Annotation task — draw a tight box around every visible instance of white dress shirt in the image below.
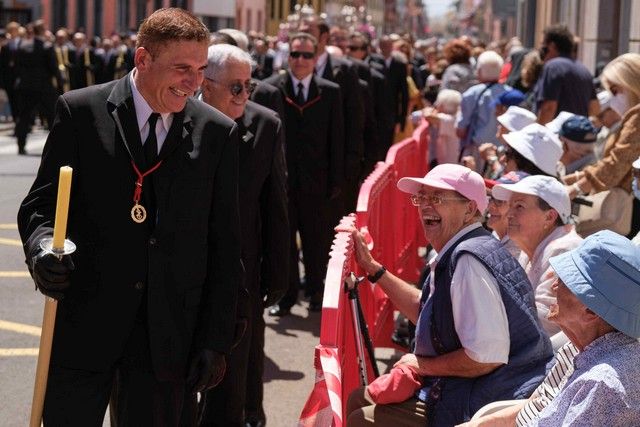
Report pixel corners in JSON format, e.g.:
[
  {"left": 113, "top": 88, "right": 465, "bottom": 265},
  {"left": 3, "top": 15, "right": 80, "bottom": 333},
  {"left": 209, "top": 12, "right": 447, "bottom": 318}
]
[
  {"left": 426, "top": 222, "right": 510, "bottom": 364},
  {"left": 288, "top": 72, "right": 313, "bottom": 101},
  {"left": 130, "top": 71, "right": 173, "bottom": 153},
  {"left": 315, "top": 51, "right": 329, "bottom": 77}
]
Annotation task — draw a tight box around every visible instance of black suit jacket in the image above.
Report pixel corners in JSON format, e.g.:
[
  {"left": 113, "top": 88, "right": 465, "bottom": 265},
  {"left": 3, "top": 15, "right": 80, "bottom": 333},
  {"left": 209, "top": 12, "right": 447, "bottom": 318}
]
[
  {"left": 251, "top": 52, "right": 274, "bottom": 80},
  {"left": 264, "top": 72, "right": 344, "bottom": 198},
  {"left": 17, "top": 74, "right": 242, "bottom": 381},
  {"left": 385, "top": 57, "right": 409, "bottom": 129},
  {"left": 320, "top": 54, "right": 364, "bottom": 184},
  {"left": 14, "top": 37, "right": 59, "bottom": 92},
  {"left": 71, "top": 46, "right": 103, "bottom": 88},
  {"left": 0, "top": 38, "right": 19, "bottom": 90},
  {"left": 250, "top": 80, "right": 285, "bottom": 120},
  {"left": 234, "top": 101, "right": 289, "bottom": 316}
]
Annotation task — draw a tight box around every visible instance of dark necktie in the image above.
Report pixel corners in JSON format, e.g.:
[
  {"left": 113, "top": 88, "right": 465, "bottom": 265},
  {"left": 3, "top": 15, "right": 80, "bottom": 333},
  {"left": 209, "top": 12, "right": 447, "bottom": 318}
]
[
  {"left": 295, "top": 82, "right": 305, "bottom": 106},
  {"left": 144, "top": 112, "right": 160, "bottom": 166}
]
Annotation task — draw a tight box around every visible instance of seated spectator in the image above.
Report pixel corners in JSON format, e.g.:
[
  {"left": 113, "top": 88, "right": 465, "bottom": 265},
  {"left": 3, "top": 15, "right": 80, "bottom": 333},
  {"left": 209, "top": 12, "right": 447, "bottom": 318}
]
[
  {"left": 422, "top": 89, "right": 462, "bottom": 165},
  {"left": 544, "top": 110, "right": 575, "bottom": 134},
  {"left": 500, "top": 123, "right": 563, "bottom": 177},
  {"left": 485, "top": 171, "right": 529, "bottom": 258},
  {"left": 492, "top": 175, "right": 583, "bottom": 334},
  {"left": 345, "top": 164, "right": 552, "bottom": 426},
  {"left": 457, "top": 51, "right": 510, "bottom": 172},
  {"left": 565, "top": 53, "right": 640, "bottom": 239},
  {"left": 461, "top": 230, "right": 640, "bottom": 426},
  {"left": 558, "top": 116, "right": 598, "bottom": 175}
]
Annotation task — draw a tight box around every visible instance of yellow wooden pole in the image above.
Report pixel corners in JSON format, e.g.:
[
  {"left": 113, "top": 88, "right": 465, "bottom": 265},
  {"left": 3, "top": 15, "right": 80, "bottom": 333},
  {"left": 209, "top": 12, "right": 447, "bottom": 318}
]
[{"left": 29, "top": 166, "right": 73, "bottom": 427}]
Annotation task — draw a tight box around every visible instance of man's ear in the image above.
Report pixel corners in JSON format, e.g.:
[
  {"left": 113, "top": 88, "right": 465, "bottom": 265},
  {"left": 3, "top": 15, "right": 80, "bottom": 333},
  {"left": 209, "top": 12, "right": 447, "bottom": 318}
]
[
  {"left": 544, "top": 208, "right": 559, "bottom": 228},
  {"left": 134, "top": 47, "right": 151, "bottom": 70}
]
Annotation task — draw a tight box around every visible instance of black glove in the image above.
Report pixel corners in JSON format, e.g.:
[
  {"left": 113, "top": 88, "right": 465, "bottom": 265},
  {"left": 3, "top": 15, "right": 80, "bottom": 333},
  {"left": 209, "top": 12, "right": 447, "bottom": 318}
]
[
  {"left": 263, "top": 289, "right": 286, "bottom": 308},
  {"left": 31, "top": 250, "right": 75, "bottom": 300},
  {"left": 186, "top": 349, "right": 226, "bottom": 394}
]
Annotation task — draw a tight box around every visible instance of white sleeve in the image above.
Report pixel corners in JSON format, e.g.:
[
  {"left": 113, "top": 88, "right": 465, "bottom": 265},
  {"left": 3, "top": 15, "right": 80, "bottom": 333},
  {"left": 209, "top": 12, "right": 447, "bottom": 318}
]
[{"left": 450, "top": 254, "right": 510, "bottom": 364}]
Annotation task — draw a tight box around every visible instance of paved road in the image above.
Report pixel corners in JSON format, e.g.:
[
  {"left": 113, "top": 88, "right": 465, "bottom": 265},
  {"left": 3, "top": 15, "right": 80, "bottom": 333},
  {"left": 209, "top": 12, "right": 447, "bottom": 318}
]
[{"left": 0, "top": 127, "right": 322, "bottom": 426}]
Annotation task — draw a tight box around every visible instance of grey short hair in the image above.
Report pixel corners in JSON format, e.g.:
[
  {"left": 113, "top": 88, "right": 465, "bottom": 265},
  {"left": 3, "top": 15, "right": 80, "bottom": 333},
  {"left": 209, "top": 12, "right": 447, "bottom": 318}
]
[
  {"left": 205, "top": 44, "right": 254, "bottom": 80},
  {"left": 477, "top": 50, "right": 503, "bottom": 81},
  {"left": 435, "top": 89, "right": 462, "bottom": 115},
  {"left": 218, "top": 28, "right": 249, "bottom": 52}
]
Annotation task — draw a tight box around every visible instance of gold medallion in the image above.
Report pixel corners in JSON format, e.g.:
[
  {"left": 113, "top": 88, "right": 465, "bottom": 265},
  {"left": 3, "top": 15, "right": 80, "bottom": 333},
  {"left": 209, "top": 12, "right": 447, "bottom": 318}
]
[{"left": 131, "top": 203, "right": 147, "bottom": 223}]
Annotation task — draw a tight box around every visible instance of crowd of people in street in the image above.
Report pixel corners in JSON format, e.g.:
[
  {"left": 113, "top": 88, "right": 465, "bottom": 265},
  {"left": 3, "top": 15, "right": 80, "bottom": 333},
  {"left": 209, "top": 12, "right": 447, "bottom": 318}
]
[{"left": 3, "top": 5, "right": 640, "bottom": 427}]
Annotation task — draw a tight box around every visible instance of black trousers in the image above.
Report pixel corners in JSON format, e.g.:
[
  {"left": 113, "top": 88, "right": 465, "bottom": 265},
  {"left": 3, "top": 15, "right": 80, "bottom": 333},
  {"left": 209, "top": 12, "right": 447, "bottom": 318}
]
[
  {"left": 15, "top": 88, "right": 56, "bottom": 147},
  {"left": 43, "top": 318, "right": 189, "bottom": 427},
  {"left": 201, "top": 260, "right": 266, "bottom": 426},
  {"left": 279, "top": 190, "right": 333, "bottom": 308}
]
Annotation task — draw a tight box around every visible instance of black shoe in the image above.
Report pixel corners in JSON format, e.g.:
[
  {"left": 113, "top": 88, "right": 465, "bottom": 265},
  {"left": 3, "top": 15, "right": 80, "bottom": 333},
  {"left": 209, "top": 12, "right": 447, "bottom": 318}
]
[
  {"left": 18, "top": 147, "right": 26, "bottom": 155},
  {"left": 245, "top": 419, "right": 265, "bottom": 427},
  {"left": 268, "top": 305, "right": 291, "bottom": 317},
  {"left": 308, "top": 300, "right": 322, "bottom": 312}
]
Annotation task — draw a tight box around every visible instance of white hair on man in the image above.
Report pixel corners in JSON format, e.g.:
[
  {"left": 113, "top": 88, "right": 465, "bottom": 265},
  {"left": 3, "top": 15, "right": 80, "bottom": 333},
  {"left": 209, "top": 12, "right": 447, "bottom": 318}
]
[
  {"left": 435, "top": 89, "right": 462, "bottom": 115},
  {"left": 205, "top": 44, "right": 255, "bottom": 80},
  {"left": 218, "top": 28, "right": 249, "bottom": 52},
  {"left": 476, "top": 50, "right": 504, "bottom": 82}
]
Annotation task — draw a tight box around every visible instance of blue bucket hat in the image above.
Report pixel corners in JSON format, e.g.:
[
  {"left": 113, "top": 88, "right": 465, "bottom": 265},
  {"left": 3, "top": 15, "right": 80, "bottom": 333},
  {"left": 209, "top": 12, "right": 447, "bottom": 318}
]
[
  {"left": 549, "top": 230, "right": 640, "bottom": 338},
  {"left": 492, "top": 89, "right": 526, "bottom": 108}
]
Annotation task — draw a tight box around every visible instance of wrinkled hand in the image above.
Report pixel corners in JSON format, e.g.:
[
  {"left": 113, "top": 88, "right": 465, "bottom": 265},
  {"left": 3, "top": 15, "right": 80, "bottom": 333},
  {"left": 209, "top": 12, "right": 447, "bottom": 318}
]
[
  {"left": 186, "top": 349, "right": 226, "bottom": 394},
  {"left": 344, "top": 228, "right": 379, "bottom": 276},
  {"left": 478, "top": 143, "right": 497, "bottom": 160},
  {"left": 393, "top": 353, "right": 422, "bottom": 375},
  {"left": 31, "top": 250, "right": 75, "bottom": 300}
]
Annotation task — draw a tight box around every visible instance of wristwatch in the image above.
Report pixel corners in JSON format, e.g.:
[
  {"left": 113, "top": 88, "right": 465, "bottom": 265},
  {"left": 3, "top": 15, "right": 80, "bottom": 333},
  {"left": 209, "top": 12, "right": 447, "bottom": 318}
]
[{"left": 367, "top": 266, "right": 387, "bottom": 283}]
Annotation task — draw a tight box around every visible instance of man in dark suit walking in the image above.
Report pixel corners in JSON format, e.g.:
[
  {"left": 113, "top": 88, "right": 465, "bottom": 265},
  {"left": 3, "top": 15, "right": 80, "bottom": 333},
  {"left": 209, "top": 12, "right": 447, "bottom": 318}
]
[
  {"left": 199, "top": 44, "right": 289, "bottom": 427},
  {"left": 377, "top": 35, "right": 409, "bottom": 149},
  {"left": 17, "top": 8, "right": 241, "bottom": 425},
  {"left": 300, "top": 17, "right": 364, "bottom": 214},
  {"left": 265, "top": 33, "right": 344, "bottom": 315},
  {"left": 250, "top": 37, "right": 274, "bottom": 81},
  {"left": 0, "top": 21, "right": 21, "bottom": 122},
  {"left": 13, "top": 19, "right": 60, "bottom": 155}
]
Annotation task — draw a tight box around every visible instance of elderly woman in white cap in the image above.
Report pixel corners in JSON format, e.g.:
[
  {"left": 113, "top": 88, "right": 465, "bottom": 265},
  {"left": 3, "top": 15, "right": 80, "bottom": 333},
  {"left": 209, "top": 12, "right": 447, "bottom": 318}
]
[
  {"left": 459, "top": 230, "right": 640, "bottom": 427},
  {"left": 500, "top": 123, "right": 563, "bottom": 177},
  {"left": 492, "top": 175, "right": 583, "bottom": 335},
  {"left": 423, "top": 89, "right": 462, "bottom": 165}
]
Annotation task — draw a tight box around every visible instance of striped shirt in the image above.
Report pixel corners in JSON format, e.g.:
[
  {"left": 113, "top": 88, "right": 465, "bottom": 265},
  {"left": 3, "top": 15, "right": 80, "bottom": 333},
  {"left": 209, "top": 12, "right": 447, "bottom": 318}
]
[{"left": 516, "top": 342, "right": 579, "bottom": 426}]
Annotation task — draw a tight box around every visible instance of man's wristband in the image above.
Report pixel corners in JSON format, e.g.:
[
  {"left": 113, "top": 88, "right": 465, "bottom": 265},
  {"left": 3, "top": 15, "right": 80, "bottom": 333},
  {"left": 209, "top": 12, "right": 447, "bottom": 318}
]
[{"left": 367, "top": 266, "right": 387, "bottom": 283}]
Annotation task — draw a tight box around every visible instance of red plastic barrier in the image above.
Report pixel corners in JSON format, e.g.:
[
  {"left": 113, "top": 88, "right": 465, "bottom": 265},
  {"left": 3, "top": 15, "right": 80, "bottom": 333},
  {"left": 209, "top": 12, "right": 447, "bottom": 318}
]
[
  {"left": 299, "top": 215, "right": 377, "bottom": 427},
  {"left": 300, "top": 123, "right": 432, "bottom": 426}
]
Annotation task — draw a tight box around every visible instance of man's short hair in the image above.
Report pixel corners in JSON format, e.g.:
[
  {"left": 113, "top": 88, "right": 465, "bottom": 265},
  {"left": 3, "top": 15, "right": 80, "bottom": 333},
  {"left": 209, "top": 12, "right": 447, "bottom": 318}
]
[
  {"left": 289, "top": 32, "right": 318, "bottom": 52},
  {"left": 349, "top": 32, "right": 369, "bottom": 48},
  {"left": 543, "top": 24, "right": 574, "bottom": 57},
  {"left": 136, "top": 8, "right": 209, "bottom": 56},
  {"left": 205, "top": 44, "right": 254, "bottom": 80},
  {"left": 210, "top": 31, "right": 237, "bottom": 47},
  {"left": 218, "top": 28, "right": 249, "bottom": 52},
  {"left": 477, "top": 50, "right": 504, "bottom": 81}
]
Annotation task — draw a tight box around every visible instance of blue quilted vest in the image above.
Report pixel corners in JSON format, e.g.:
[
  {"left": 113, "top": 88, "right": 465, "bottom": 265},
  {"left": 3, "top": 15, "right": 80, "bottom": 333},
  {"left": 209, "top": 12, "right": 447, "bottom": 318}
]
[{"left": 413, "top": 226, "right": 552, "bottom": 426}]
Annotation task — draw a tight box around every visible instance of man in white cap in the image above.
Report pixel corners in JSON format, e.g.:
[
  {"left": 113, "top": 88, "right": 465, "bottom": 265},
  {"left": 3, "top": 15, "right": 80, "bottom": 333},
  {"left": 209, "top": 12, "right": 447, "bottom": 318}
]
[{"left": 345, "top": 164, "right": 552, "bottom": 426}]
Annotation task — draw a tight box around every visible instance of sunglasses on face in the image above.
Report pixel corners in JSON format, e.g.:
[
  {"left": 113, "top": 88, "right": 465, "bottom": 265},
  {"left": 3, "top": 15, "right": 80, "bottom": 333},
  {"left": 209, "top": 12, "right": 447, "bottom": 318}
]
[
  {"left": 207, "top": 78, "right": 257, "bottom": 97},
  {"left": 289, "top": 51, "right": 315, "bottom": 60}
]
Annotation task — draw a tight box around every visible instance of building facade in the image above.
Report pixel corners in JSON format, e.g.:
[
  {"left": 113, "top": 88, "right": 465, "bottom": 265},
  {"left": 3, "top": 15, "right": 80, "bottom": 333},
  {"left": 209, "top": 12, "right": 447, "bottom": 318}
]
[{"left": 517, "top": 0, "right": 640, "bottom": 74}]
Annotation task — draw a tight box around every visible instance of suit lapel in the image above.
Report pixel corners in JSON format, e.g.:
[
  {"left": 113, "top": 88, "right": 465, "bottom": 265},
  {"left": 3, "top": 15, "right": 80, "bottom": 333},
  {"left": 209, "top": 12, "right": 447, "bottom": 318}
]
[
  {"left": 107, "top": 74, "right": 145, "bottom": 168},
  {"left": 321, "top": 55, "right": 333, "bottom": 81},
  {"left": 158, "top": 109, "right": 187, "bottom": 161}
]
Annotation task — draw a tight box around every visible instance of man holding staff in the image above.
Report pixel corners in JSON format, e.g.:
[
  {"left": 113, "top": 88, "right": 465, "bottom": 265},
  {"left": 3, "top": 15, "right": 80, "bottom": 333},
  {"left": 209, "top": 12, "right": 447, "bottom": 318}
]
[{"left": 17, "top": 8, "right": 241, "bottom": 426}]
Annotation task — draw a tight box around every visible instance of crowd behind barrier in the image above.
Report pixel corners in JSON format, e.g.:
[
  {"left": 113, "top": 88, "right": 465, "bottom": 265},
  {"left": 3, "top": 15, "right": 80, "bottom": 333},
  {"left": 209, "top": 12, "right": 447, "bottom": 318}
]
[{"left": 299, "top": 120, "right": 430, "bottom": 426}]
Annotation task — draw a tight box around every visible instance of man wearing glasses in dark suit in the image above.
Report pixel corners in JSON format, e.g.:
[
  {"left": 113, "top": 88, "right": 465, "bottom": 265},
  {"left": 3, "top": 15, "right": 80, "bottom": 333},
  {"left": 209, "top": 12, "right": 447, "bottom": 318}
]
[{"left": 264, "top": 32, "right": 345, "bottom": 316}]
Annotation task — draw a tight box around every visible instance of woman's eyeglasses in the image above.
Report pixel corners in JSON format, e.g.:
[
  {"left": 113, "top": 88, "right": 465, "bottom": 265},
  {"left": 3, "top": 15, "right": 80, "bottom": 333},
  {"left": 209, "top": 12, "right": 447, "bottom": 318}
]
[
  {"left": 410, "top": 194, "right": 467, "bottom": 206},
  {"left": 289, "top": 51, "right": 315, "bottom": 60}
]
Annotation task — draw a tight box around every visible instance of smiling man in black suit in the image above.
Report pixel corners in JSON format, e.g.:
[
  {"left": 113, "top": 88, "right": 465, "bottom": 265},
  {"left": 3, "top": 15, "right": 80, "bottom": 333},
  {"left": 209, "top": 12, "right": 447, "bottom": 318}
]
[{"left": 18, "top": 8, "right": 241, "bottom": 426}]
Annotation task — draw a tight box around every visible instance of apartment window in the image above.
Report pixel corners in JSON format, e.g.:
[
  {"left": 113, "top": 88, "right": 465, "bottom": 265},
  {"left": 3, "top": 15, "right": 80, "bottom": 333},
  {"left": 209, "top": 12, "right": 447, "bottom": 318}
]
[
  {"left": 77, "top": 0, "right": 87, "bottom": 31},
  {"left": 118, "top": 0, "right": 130, "bottom": 32},
  {"left": 52, "top": 0, "right": 67, "bottom": 30},
  {"left": 94, "top": 0, "right": 103, "bottom": 36},
  {"left": 136, "top": 0, "right": 146, "bottom": 26},
  {"left": 246, "top": 9, "right": 252, "bottom": 31}
]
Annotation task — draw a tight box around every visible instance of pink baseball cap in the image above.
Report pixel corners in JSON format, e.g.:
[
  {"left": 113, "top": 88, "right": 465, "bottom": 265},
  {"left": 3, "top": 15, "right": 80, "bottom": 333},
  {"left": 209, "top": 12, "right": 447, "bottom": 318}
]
[{"left": 397, "top": 163, "right": 488, "bottom": 212}]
